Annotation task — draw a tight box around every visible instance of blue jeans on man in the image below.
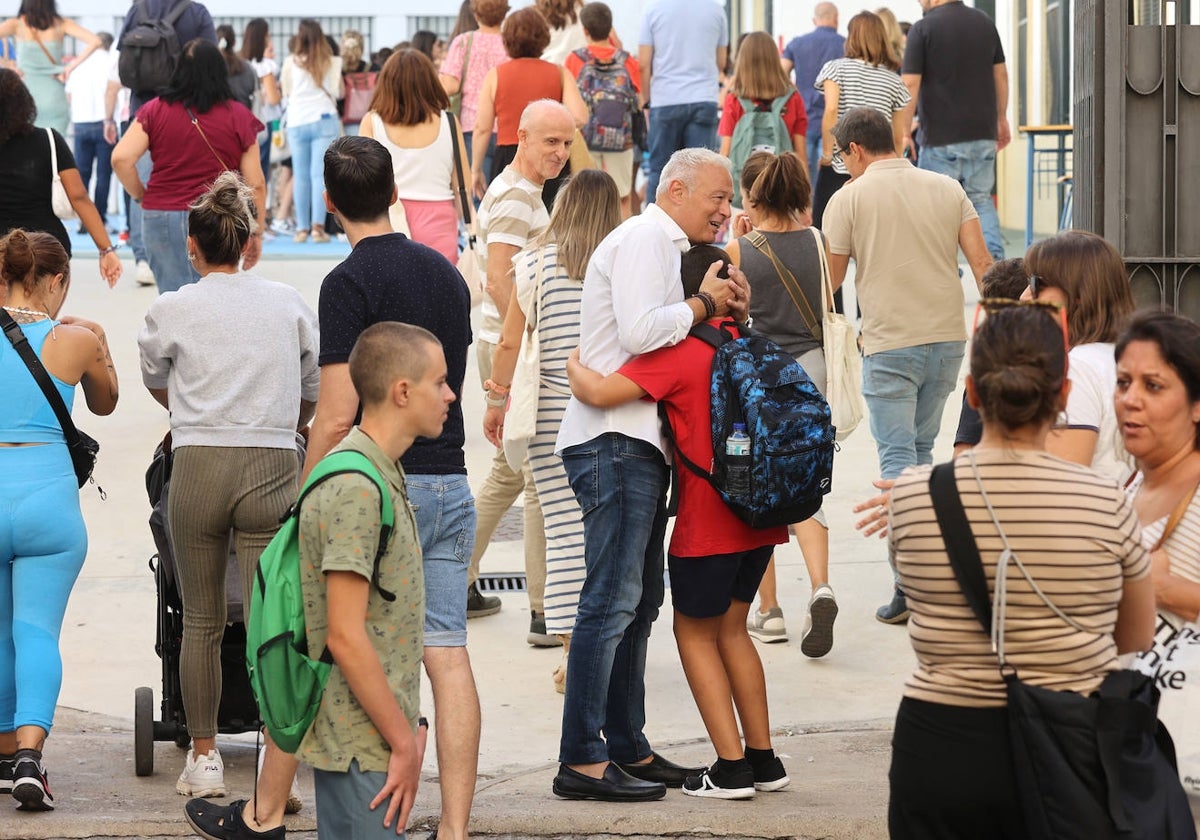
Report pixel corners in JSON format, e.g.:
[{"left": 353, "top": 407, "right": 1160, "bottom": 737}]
[
  {"left": 646, "top": 102, "right": 719, "bottom": 203},
  {"left": 142, "top": 208, "right": 199, "bottom": 294},
  {"left": 406, "top": 474, "right": 476, "bottom": 648},
  {"left": 918, "top": 140, "right": 1005, "bottom": 260},
  {"left": 805, "top": 134, "right": 822, "bottom": 203},
  {"left": 861, "top": 341, "right": 965, "bottom": 482},
  {"left": 559, "top": 433, "right": 668, "bottom": 765},
  {"left": 73, "top": 121, "right": 113, "bottom": 224}
]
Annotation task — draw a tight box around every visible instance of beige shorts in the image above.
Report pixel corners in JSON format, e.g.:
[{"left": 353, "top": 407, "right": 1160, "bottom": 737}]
[{"left": 589, "top": 148, "right": 636, "bottom": 196}]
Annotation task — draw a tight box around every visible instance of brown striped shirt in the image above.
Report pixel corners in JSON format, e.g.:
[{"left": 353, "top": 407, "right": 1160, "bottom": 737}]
[
  {"left": 890, "top": 450, "right": 1150, "bottom": 708},
  {"left": 1129, "top": 473, "right": 1200, "bottom": 630}
]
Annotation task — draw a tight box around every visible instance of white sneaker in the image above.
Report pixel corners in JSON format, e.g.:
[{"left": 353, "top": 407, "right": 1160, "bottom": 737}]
[
  {"left": 256, "top": 742, "right": 303, "bottom": 813},
  {"left": 176, "top": 748, "right": 226, "bottom": 798},
  {"left": 135, "top": 259, "right": 156, "bottom": 287},
  {"left": 746, "top": 606, "right": 788, "bottom": 643},
  {"left": 801, "top": 584, "right": 839, "bottom": 659}
]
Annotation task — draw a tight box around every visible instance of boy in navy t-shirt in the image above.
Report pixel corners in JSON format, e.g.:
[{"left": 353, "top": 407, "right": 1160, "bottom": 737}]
[{"left": 566, "top": 246, "right": 790, "bottom": 800}]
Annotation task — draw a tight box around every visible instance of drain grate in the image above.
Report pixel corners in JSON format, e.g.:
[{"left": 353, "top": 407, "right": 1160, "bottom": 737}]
[{"left": 477, "top": 572, "right": 527, "bottom": 592}]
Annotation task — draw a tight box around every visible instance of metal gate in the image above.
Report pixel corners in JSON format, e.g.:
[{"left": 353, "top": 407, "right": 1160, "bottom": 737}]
[{"left": 1074, "top": 0, "right": 1200, "bottom": 319}]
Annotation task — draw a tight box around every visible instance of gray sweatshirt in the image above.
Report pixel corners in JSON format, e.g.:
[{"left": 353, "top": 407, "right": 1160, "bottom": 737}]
[{"left": 139, "top": 271, "right": 320, "bottom": 449}]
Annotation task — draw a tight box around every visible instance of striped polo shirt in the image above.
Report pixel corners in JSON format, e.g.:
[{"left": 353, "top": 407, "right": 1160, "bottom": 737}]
[{"left": 890, "top": 450, "right": 1150, "bottom": 708}]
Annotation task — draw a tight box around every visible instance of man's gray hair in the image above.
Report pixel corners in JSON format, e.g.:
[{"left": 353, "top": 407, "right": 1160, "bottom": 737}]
[
  {"left": 814, "top": 2, "right": 837, "bottom": 23},
  {"left": 519, "top": 98, "right": 574, "bottom": 132},
  {"left": 655, "top": 148, "right": 732, "bottom": 199}
]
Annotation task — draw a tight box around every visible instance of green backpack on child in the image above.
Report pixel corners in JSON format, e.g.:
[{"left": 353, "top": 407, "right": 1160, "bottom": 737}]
[
  {"left": 728, "top": 93, "right": 794, "bottom": 207},
  {"left": 246, "top": 450, "right": 395, "bottom": 753}
]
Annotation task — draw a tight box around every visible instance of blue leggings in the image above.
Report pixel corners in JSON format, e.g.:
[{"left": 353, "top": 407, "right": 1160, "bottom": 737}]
[{"left": 0, "top": 444, "right": 87, "bottom": 733}]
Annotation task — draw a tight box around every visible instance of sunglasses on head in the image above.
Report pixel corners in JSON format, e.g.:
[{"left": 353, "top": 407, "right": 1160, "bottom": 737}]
[
  {"left": 973, "top": 297, "right": 1070, "bottom": 383},
  {"left": 1027, "top": 274, "right": 1052, "bottom": 299}
]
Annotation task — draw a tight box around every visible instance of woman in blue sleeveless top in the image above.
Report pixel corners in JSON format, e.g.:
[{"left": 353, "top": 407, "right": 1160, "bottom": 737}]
[{"left": 0, "top": 229, "right": 119, "bottom": 811}]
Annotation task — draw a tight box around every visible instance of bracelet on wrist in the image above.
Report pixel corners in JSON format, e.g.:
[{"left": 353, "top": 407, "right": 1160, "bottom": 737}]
[
  {"left": 98, "top": 245, "right": 117, "bottom": 256},
  {"left": 691, "top": 291, "right": 717, "bottom": 319},
  {"left": 483, "top": 379, "right": 510, "bottom": 395},
  {"left": 484, "top": 391, "right": 508, "bottom": 408}
]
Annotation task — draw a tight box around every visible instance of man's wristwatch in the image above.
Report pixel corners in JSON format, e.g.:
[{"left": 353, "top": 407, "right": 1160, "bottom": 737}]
[{"left": 98, "top": 245, "right": 117, "bottom": 257}]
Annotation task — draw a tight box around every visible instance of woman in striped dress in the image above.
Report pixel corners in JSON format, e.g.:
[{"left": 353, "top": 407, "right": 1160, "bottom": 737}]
[
  {"left": 812, "top": 11, "right": 911, "bottom": 229},
  {"left": 483, "top": 170, "right": 622, "bottom": 690}
]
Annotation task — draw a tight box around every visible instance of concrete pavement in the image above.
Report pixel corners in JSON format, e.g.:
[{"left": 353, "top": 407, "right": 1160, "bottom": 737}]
[{"left": 11, "top": 250, "right": 1191, "bottom": 838}]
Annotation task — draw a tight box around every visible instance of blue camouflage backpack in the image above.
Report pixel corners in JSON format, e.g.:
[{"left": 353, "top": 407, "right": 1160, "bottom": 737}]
[
  {"left": 573, "top": 47, "right": 638, "bottom": 152},
  {"left": 663, "top": 320, "right": 835, "bottom": 529},
  {"left": 728, "top": 94, "right": 794, "bottom": 207}
]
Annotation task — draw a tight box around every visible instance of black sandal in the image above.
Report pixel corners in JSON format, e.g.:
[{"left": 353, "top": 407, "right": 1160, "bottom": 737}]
[{"left": 184, "top": 798, "right": 285, "bottom": 840}]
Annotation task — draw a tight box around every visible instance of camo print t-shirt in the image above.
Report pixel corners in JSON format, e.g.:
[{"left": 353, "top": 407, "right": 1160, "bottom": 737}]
[{"left": 298, "top": 427, "right": 424, "bottom": 773}]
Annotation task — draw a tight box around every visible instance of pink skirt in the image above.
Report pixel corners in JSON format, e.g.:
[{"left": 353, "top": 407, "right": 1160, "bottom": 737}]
[{"left": 401, "top": 198, "right": 459, "bottom": 264}]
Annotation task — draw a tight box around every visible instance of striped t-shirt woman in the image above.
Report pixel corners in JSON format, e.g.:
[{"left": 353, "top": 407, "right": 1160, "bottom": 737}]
[
  {"left": 1129, "top": 472, "right": 1200, "bottom": 631},
  {"left": 512, "top": 243, "right": 587, "bottom": 636},
  {"left": 815, "top": 57, "right": 910, "bottom": 174},
  {"left": 889, "top": 450, "right": 1150, "bottom": 708}
]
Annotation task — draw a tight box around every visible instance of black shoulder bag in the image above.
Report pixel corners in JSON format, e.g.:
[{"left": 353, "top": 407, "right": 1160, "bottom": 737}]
[
  {"left": 929, "top": 460, "right": 1194, "bottom": 840},
  {"left": 0, "top": 310, "right": 100, "bottom": 490}
]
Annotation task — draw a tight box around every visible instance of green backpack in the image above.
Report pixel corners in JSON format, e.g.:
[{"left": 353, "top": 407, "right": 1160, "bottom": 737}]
[
  {"left": 729, "top": 93, "right": 794, "bottom": 207},
  {"left": 246, "top": 449, "right": 395, "bottom": 753}
]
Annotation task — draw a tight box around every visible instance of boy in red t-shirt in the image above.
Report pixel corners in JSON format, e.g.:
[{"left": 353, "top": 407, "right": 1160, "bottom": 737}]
[{"left": 565, "top": 246, "right": 790, "bottom": 800}]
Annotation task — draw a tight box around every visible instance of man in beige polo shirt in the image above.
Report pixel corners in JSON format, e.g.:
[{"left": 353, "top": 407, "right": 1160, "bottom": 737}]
[{"left": 822, "top": 106, "right": 992, "bottom": 624}]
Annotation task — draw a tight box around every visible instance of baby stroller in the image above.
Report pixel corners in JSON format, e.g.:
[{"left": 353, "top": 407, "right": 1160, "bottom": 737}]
[{"left": 133, "top": 434, "right": 262, "bottom": 777}]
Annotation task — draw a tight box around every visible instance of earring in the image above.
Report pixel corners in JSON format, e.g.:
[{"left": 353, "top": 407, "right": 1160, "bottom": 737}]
[{"left": 187, "top": 252, "right": 196, "bottom": 263}]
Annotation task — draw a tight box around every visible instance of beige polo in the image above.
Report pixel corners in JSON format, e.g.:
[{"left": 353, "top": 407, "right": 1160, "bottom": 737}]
[{"left": 822, "top": 158, "right": 977, "bottom": 355}]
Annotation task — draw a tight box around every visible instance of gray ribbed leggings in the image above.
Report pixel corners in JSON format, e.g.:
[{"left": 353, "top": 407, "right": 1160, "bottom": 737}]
[{"left": 168, "top": 445, "right": 297, "bottom": 740}]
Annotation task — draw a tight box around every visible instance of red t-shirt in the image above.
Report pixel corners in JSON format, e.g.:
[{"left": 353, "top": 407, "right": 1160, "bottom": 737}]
[
  {"left": 717, "top": 90, "right": 807, "bottom": 138},
  {"left": 138, "top": 97, "right": 264, "bottom": 211},
  {"left": 619, "top": 321, "right": 789, "bottom": 558},
  {"left": 494, "top": 59, "right": 563, "bottom": 145},
  {"left": 565, "top": 45, "right": 642, "bottom": 94}
]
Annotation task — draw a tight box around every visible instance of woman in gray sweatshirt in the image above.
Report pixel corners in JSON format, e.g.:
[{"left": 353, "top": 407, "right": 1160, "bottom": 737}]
[{"left": 138, "top": 171, "right": 320, "bottom": 799}]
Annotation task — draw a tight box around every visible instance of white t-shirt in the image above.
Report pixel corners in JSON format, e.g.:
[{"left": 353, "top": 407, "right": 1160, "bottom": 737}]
[
  {"left": 250, "top": 56, "right": 281, "bottom": 122},
  {"left": 1061, "top": 341, "right": 1132, "bottom": 483},
  {"left": 65, "top": 48, "right": 116, "bottom": 123},
  {"left": 281, "top": 54, "right": 342, "bottom": 127}
]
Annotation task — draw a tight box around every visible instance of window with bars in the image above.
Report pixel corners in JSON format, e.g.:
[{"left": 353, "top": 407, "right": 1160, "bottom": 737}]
[{"left": 408, "top": 16, "right": 457, "bottom": 39}]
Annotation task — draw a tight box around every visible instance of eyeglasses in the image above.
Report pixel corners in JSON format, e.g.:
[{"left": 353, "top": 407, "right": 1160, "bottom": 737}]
[
  {"left": 832, "top": 141, "right": 848, "bottom": 159},
  {"left": 972, "top": 297, "right": 1071, "bottom": 380},
  {"left": 1027, "top": 274, "right": 1050, "bottom": 299}
]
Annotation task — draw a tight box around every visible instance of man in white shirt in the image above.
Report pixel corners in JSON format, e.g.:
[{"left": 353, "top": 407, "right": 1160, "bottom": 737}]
[
  {"left": 552, "top": 148, "right": 749, "bottom": 802},
  {"left": 64, "top": 32, "right": 116, "bottom": 230}
]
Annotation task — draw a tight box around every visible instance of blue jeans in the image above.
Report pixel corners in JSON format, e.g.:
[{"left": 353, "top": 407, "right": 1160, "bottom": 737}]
[
  {"left": 805, "top": 134, "right": 822, "bottom": 201},
  {"left": 462, "top": 130, "right": 496, "bottom": 206},
  {"left": 646, "top": 102, "right": 719, "bottom": 203},
  {"left": 918, "top": 140, "right": 1005, "bottom": 260},
  {"left": 142, "top": 209, "right": 199, "bottom": 293},
  {"left": 128, "top": 142, "right": 152, "bottom": 263},
  {"left": 406, "top": 474, "right": 475, "bottom": 648},
  {"left": 559, "top": 433, "right": 668, "bottom": 765},
  {"left": 73, "top": 121, "right": 113, "bottom": 222},
  {"left": 288, "top": 115, "right": 341, "bottom": 230},
  {"left": 862, "top": 341, "right": 965, "bottom": 480},
  {"left": 313, "top": 759, "right": 407, "bottom": 840}
]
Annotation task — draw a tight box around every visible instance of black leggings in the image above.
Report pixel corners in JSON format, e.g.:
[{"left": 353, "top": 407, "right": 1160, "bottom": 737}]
[
  {"left": 812, "top": 165, "right": 853, "bottom": 314},
  {"left": 888, "top": 696, "right": 1029, "bottom": 839}
]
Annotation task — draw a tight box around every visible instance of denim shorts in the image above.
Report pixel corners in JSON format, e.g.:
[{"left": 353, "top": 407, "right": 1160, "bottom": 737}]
[
  {"left": 667, "top": 545, "right": 773, "bottom": 619},
  {"left": 313, "top": 759, "right": 406, "bottom": 840},
  {"left": 405, "top": 473, "right": 475, "bottom": 647}
]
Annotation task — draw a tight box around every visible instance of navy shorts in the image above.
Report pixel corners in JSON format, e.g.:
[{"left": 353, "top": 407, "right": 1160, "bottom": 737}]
[{"left": 668, "top": 545, "right": 774, "bottom": 619}]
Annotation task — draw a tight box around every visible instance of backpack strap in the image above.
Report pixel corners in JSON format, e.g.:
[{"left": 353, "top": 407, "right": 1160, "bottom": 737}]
[
  {"left": 770, "top": 92, "right": 792, "bottom": 116},
  {"left": 163, "top": 0, "right": 192, "bottom": 26},
  {"left": 293, "top": 450, "right": 397, "bottom": 604},
  {"left": 133, "top": 0, "right": 152, "bottom": 26}
]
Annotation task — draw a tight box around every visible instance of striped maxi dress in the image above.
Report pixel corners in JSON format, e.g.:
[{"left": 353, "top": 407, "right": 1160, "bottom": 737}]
[{"left": 512, "top": 243, "right": 587, "bottom": 636}]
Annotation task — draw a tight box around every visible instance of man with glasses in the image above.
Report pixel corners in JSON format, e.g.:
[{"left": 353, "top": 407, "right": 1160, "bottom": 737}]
[{"left": 822, "top": 107, "right": 992, "bottom": 624}]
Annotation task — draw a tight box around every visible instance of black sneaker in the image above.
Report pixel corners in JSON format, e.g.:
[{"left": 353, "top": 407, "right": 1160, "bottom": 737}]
[
  {"left": 682, "top": 760, "right": 755, "bottom": 800},
  {"left": 0, "top": 754, "right": 12, "bottom": 795},
  {"left": 12, "top": 749, "right": 53, "bottom": 811},
  {"left": 185, "top": 798, "right": 285, "bottom": 840},
  {"left": 527, "top": 611, "right": 562, "bottom": 647},
  {"left": 749, "top": 755, "right": 790, "bottom": 792},
  {"left": 466, "top": 581, "right": 501, "bottom": 618}
]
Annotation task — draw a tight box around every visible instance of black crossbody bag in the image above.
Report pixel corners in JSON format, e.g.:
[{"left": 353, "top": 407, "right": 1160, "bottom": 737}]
[
  {"left": 928, "top": 461, "right": 1194, "bottom": 840},
  {"left": 0, "top": 310, "right": 100, "bottom": 490}
]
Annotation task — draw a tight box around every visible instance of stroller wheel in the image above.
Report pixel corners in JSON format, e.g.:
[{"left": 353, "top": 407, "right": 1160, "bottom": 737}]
[{"left": 134, "top": 687, "right": 154, "bottom": 776}]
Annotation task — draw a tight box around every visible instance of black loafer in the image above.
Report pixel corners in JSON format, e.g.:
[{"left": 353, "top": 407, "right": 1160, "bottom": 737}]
[
  {"left": 618, "top": 752, "right": 706, "bottom": 788},
  {"left": 552, "top": 762, "right": 666, "bottom": 801}
]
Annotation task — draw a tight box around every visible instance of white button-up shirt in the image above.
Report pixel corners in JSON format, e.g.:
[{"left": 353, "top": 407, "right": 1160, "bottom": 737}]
[{"left": 556, "top": 203, "right": 695, "bottom": 457}]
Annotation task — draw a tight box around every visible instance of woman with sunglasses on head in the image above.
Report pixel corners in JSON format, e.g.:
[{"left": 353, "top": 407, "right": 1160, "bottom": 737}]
[
  {"left": 1023, "top": 230, "right": 1136, "bottom": 481},
  {"left": 886, "top": 301, "right": 1155, "bottom": 837},
  {"left": 1116, "top": 310, "right": 1200, "bottom": 635}
]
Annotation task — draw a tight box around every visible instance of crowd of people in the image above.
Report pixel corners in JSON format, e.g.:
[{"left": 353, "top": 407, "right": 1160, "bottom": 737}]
[{"left": 0, "top": 0, "right": 1198, "bottom": 838}]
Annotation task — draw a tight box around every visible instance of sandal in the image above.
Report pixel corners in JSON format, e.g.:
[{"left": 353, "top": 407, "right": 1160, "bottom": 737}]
[{"left": 184, "top": 798, "right": 285, "bottom": 840}]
